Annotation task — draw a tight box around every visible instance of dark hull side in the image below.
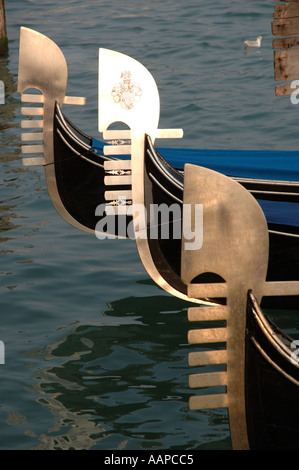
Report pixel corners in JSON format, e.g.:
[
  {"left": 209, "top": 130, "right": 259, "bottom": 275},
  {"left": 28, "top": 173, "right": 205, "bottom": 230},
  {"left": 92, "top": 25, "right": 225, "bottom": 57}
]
[
  {"left": 144, "top": 136, "right": 299, "bottom": 309},
  {"left": 54, "top": 107, "right": 299, "bottom": 237},
  {"left": 53, "top": 103, "right": 132, "bottom": 235},
  {"left": 245, "top": 293, "right": 299, "bottom": 449},
  {"left": 144, "top": 135, "right": 187, "bottom": 296},
  {"left": 54, "top": 103, "right": 107, "bottom": 231}
]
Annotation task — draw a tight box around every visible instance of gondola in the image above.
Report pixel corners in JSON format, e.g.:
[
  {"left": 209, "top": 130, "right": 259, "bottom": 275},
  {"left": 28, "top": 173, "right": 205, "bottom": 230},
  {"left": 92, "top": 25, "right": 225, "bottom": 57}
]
[
  {"left": 55, "top": 101, "right": 299, "bottom": 238},
  {"left": 52, "top": 101, "right": 299, "bottom": 308},
  {"left": 56, "top": 103, "right": 299, "bottom": 304},
  {"left": 18, "top": 28, "right": 299, "bottom": 239},
  {"left": 18, "top": 27, "right": 299, "bottom": 306},
  {"left": 18, "top": 26, "right": 299, "bottom": 451},
  {"left": 170, "top": 160, "right": 299, "bottom": 450},
  {"left": 245, "top": 291, "right": 299, "bottom": 449},
  {"left": 63, "top": 40, "right": 299, "bottom": 450}
]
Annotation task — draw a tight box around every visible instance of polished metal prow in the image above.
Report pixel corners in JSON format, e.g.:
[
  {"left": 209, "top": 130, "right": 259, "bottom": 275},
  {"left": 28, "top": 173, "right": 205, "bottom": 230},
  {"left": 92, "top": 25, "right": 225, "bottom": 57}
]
[
  {"left": 99, "top": 48, "right": 183, "bottom": 219},
  {"left": 98, "top": 48, "right": 192, "bottom": 302},
  {"left": 17, "top": 27, "right": 86, "bottom": 167},
  {"left": 17, "top": 27, "right": 91, "bottom": 233},
  {"left": 181, "top": 163, "right": 299, "bottom": 449}
]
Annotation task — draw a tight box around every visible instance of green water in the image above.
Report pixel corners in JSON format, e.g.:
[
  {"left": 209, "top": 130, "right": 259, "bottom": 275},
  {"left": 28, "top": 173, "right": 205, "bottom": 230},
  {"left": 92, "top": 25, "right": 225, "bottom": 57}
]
[{"left": 0, "top": 0, "right": 298, "bottom": 450}]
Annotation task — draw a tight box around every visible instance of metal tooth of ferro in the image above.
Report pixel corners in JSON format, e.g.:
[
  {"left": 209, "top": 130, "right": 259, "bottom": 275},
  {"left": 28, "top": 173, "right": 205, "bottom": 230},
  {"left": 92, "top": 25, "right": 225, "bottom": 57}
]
[
  {"left": 20, "top": 101, "right": 45, "bottom": 165},
  {"left": 187, "top": 305, "right": 228, "bottom": 362},
  {"left": 21, "top": 106, "right": 44, "bottom": 116},
  {"left": 104, "top": 160, "right": 132, "bottom": 186},
  {"left": 105, "top": 169, "right": 131, "bottom": 176},
  {"left": 104, "top": 175, "right": 132, "bottom": 186},
  {"left": 21, "top": 132, "right": 43, "bottom": 142},
  {"left": 104, "top": 159, "right": 131, "bottom": 171},
  {"left": 187, "top": 305, "right": 228, "bottom": 410},
  {"left": 105, "top": 204, "right": 133, "bottom": 216},
  {"left": 20, "top": 98, "right": 44, "bottom": 161},
  {"left": 107, "top": 199, "right": 132, "bottom": 206}
]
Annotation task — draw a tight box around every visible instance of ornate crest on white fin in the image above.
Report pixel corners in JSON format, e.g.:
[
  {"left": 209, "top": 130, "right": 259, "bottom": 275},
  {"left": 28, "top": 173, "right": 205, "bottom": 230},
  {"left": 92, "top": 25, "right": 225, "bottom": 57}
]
[
  {"left": 111, "top": 70, "right": 143, "bottom": 110},
  {"left": 98, "top": 48, "right": 160, "bottom": 142}
]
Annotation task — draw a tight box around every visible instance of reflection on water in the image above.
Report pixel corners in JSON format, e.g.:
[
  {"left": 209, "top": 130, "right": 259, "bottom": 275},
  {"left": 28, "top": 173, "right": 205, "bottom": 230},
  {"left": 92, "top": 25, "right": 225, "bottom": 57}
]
[
  {"left": 0, "top": 55, "right": 23, "bottom": 244},
  {"left": 23, "top": 295, "right": 230, "bottom": 450},
  {"left": 0, "top": 198, "right": 22, "bottom": 244},
  {"left": 0, "top": 56, "right": 20, "bottom": 161},
  {"left": 1, "top": 0, "right": 299, "bottom": 452}
]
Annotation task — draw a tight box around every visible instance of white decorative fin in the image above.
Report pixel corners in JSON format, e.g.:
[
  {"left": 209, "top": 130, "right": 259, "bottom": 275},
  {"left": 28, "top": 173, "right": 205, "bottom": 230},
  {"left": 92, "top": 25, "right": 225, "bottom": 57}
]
[{"left": 98, "top": 48, "right": 160, "bottom": 143}]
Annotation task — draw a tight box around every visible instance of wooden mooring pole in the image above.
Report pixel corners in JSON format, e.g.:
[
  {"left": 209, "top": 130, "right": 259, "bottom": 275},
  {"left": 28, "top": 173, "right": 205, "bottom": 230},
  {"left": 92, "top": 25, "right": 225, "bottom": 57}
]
[{"left": 0, "top": 0, "right": 8, "bottom": 56}]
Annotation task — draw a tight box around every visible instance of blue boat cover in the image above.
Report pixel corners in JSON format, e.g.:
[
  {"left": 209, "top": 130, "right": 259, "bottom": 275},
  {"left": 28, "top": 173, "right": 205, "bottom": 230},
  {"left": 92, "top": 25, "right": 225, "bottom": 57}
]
[
  {"left": 92, "top": 138, "right": 299, "bottom": 182},
  {"left": 258, "top": 200, "right": 298, "bottom": 229},
  {"left": 158, "top": 147, "right": 299, "bottom": 183},
  {"left": 92, "top": 138, "right": 299, "bottom": 228}
]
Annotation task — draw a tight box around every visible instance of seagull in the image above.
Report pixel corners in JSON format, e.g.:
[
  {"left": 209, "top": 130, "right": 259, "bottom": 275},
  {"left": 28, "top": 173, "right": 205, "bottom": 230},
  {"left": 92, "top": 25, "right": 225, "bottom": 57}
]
[{"left": 243, "top": 36, "right": 263, "bottom": 48}]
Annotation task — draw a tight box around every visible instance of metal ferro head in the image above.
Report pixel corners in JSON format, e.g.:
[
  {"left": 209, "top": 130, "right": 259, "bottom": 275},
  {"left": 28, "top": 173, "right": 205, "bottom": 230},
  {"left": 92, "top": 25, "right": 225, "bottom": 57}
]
[
  {"left": 98, "top": 49, "right": 190, "bottom": 302},
  {"left": 181, "top": 163, "right": 270, "bottom": 450},
  {"left": 18, "top": 27, "right": 68, "bottom": 166},
  {"left": 181, "top": 163, "right": 299, "bottom": 450},
  {"left": 98, "top": 48, "right": 160, "bottom": 143},
  {"left": 17, "top": 28, "right": 90, "bottom": 234},
  {"left": 181, "top": 163, "right": 270, "bottom": 302}
]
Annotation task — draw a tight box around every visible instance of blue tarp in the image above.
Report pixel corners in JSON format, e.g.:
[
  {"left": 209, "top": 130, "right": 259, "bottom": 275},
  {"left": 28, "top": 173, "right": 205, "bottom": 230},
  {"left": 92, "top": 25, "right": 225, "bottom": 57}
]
[
  {"left": 92, "top": 139, "right": 299, "bottom": 228},
  {"left": 158, "top": 147, "right": 299, "bottom": 182},
  {"left": 258, "top": 200, "right": 299, "bottom": 228},
  {"left": 92, "top": 138, "right": 299, "bottom": 182}
]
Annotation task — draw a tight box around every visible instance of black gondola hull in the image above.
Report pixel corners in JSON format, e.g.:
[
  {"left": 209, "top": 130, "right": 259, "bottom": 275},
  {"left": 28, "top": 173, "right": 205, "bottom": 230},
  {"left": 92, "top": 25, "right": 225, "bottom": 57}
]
[
  {"left": 245, "top": 293, "right": 299, "bottom": 450},
  {"left": 52, "top": 108, "right": 299, "bottom": 307}
]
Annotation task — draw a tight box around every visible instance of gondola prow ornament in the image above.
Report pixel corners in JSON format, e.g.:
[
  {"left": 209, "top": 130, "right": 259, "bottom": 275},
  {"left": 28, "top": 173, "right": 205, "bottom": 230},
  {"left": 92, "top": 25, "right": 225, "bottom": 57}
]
[
  {"left": 181, "top": 164, "right": 269, "bottom": 450},
  {"left": 181, "top": 164, "right": 299, "bottom": 450},
  {"left": 97, "top": 46, "right": 299, "bottom": 450}
]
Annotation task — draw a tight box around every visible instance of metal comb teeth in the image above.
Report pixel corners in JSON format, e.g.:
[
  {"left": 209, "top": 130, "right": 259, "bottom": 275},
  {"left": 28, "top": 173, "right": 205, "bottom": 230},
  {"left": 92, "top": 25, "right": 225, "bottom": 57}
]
[
  {"left": 187, "top": 305, "right": 228, "bottom": 411},
  {"left": 105, "top": 169, "right": 131, "bottom": 176},
  {"left": 20, "top": 94, "right": 45, "bottom": 166},
  {"left": 20, "top": 93, "right": 86, "bottom": 167},
  {"left": 104, "top": 160, "right": 133, "bottom": 215}
]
